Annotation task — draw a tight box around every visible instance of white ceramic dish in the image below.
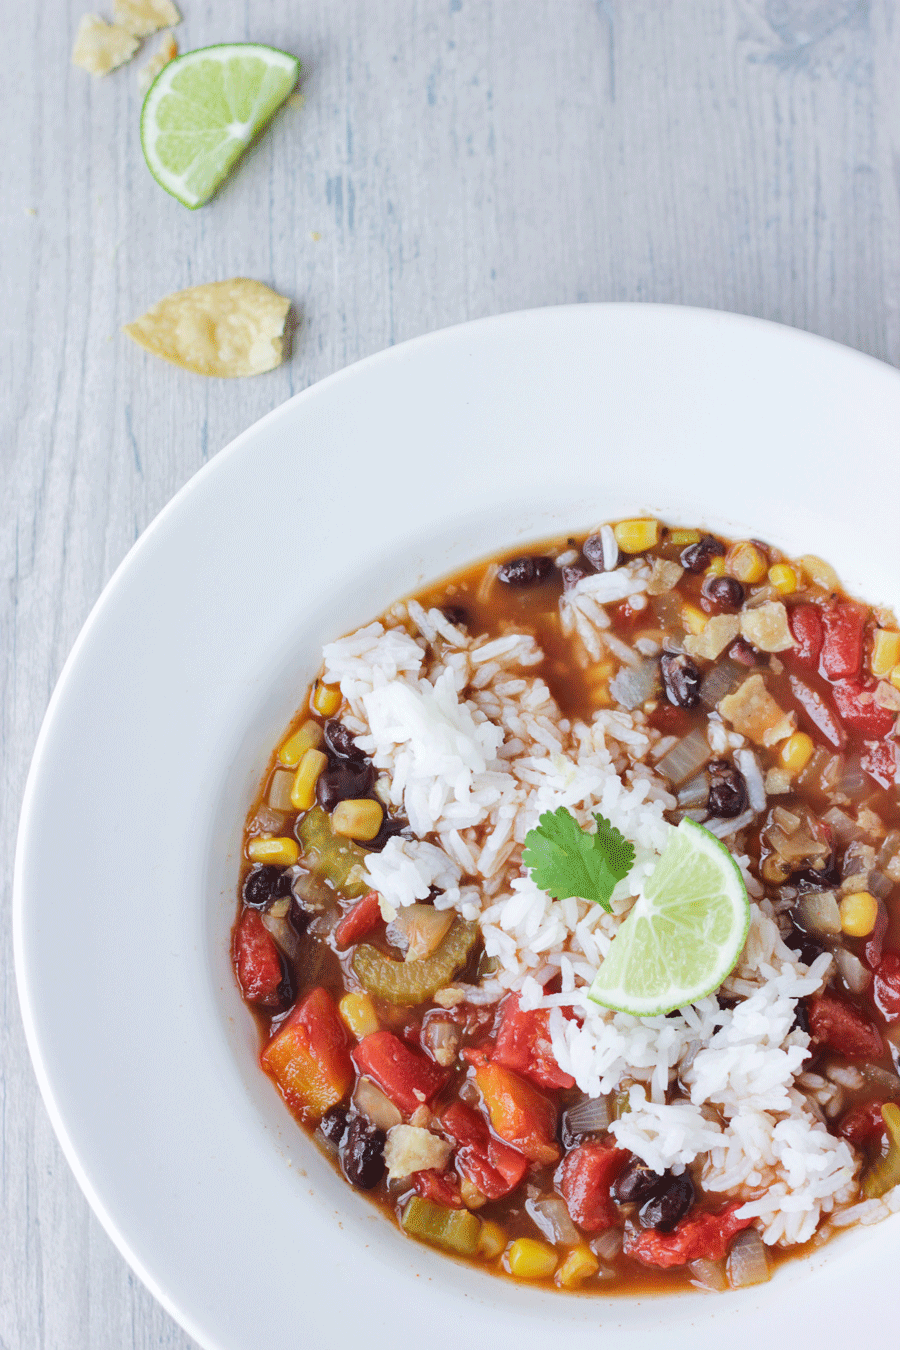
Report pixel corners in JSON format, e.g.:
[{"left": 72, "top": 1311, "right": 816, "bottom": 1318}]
[{"left": 14, "top": 304, "right": 900, "bottom": 1350}]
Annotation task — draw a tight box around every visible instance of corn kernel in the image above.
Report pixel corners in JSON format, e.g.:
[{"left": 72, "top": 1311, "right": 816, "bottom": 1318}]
[
  {"left": 312, "top": 681, "right": 342, "bottom": 717},
  {"left": 290, "top": 748, "right": 328, "bottom": 810},
  {"left": 555, "top": 1244, "right": 600, "bottom": 1289},
  {"left": 613, "top": 518, "right": 661, "bottom": 554},
  {"left": 705, "top": 556, "right": 727, "bottom": 578},
  {"left": 459, "top": 1177, "right": 488, "bottom": 1210},
  {"left": 338, "top": 992, "right": 379, "bottom": 1039},
  {"left": 725, "top": 541, "right": 767, "bottom": 584},
  {"left": 278, "top": 719, "right": 324, "bottom": 767},
  {"left": 779, "top": 731, "right": 814, "bottom": 773},
  {"left": 247, "top": 836, "right": 299, "bottom": 866},
  {"left": 668, "top": 528, "right": 700, "bottom": 546},
  {"left": 839, "top": 891, "right": 879, "bottom": 938},
  {"left": 591, "top": 683, "right": 612, "bottom": 708},
  {"left": 505, "top": 1237, "right": 558, "bottom": 1280},
  {"left": 332, "top": 798, "right": 384, "bottom": 841},
  {"left": 478, "top": 1220, "right": 507, "bottom": 1260},
  {"left": 891, "top": 664, "right": 900, "bottom": 692},
  {"left": 768, "top": 563, "right": 797, "bottom": 595},
  {"left": 871, "top": 631, "right": 900, "bottom": 679},
  {"left": 682, "top": 603, "right": 708, "bottom": 636}
]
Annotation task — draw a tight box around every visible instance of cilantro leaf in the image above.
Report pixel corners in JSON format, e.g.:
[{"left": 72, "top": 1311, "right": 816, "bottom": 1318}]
[{"left": 522, "top": 807, "right": 635, "bottom": 912}]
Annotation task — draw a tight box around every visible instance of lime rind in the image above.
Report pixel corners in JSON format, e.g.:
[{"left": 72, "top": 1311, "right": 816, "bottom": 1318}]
[
  {"left": 588, "top": 818, "right": 750, "bottom": 1017},
  {"left": 141, "top": 43, "right": 301, "bottom": 209}
]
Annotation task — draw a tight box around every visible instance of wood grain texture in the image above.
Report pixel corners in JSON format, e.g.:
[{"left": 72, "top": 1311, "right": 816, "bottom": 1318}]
[{"left": 2, "top": 1, "right": 898, "bottom": 1346}]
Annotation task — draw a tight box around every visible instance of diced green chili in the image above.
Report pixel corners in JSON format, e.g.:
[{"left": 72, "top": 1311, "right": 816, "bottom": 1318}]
[
  {"left": 352, "top": 919, "right": 479, "bottom": 1005},
  {"left": 401, "top": 1197, "right": 482, "bottom": 1256},
  {"left": 862, "top": 1103, "right": 900, "bottom": 1199},
  {"left": 297, "top": 805, "right": 370, "bottom": 898}
]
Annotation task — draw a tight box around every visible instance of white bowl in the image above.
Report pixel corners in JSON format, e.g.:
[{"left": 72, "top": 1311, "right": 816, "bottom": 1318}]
[{"left": 15, "top": 304, "right": 900, "bottom": 1350}]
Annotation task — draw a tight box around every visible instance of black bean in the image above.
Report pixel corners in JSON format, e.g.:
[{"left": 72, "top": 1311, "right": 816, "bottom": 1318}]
[
  {"left": 680, "top": 534, "right": 726, "bottom": 572},
  {"left": 706, "top": 759, "right": 748, "bottom": 818},
  {"left": 442, "top": 605, "right": 469, "bottom": 628},
  {"left": 638, "top": 1172, "right": 695, "bottom": 1232},
  {"left": 701, "top": 575, "right": 745, "bottom": 612},
  {"left": 497, "top": 556, "right": 554, "bottom": 587},
  {"left": 362, "top": 815, "right": 409, "bottom": 853},
  {"left": 583, "top": 534, "right": 609, "bottom": 572},
  {"left": 323, "top": 718, "right": 365, "bottom": 761},
  {"left": 242, "top": 865, "right": 293, "bottom": 910},
  {"left": 340, "top": 1116, "right": 386, "bottom": 1190},
  {"left": 727, "top": 637, "right": 758, "bottom": 666},
  {"left": 316, "top": 761, "right": 375, "bottom": 812},
  {"left": 795, "top": 855, "right": 840, "bottom": 891},
  {"left": 791, "top": 1001, "right": 810, "bottom": 1036},
  {"left": 320, "top": 1105, "right": 349, "bottom": 1148},
  {"left": 612, "top": 1156, "right": 667, "bottom": 1204},
  {"left": 562, "top": 565, "right": 588, "bottom": 591},
  {"left": 660, "top": 653, "right": 701, "bottom": 709},
  {"left": 784, "top": 927, "right": 827, "bottom": 967}
]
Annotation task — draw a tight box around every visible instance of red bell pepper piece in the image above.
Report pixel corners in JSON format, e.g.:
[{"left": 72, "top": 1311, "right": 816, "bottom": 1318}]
[
  {"left": 467, "top": 1050, "right": 559, "bottom": 1164},
  {"left": 624, "top": 1201, "right": 752, "bottom": 1269},
  {"left": 556, "top": 1143, "right": 628, "bottom": 1232},
  {"left": 438, "top": 1099, "right": 528, "bottom": 1200},
  {"left": 234, "top": 909, "right": 288, "bottom": 1010},
  {"left": 788, "top": 604, "right": 824, "bottom": 669},
  {"left": 873, "top": 952, "right": 900, "bottom": 1024},
  {"left": 831, "top": 678, "right": 896, "bottom": 739},
  {"left": 260, "top": 987, "right": 353, "bottom": 1122},
  {"left": 352, "top": 1031, "right": 449, "bottom": 1114},
  {"left": 807, "top": 992, "right": 884, "bottom": 1059},
  {"left": 413, "top": 1168, "right": 464, "bottom": 1208},
  {"left": 492, "top": 994, "right": 575, "bottom": 1091},
  {"left": 333, "top": 890, "right": 381, "bottom": 948},
  {"left": 861, "top": 740, "right": 897, "bottom": 790},
  {"left": 788, "top": 675, "right": 846, "bottom": 749},
  {"left": 820, "top": 603, "right": 866, "bottom": 681},
  {"left": 839, "top": 1100, "right": 889, "bottom": 1147}
]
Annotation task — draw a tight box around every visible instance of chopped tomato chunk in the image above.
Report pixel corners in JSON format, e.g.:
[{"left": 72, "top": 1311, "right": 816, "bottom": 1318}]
[
  {"left": 260, "top": 987, "right": 352, "bottom": 1122},
  {"left": 352, "top": 1031, "right": 449, "bottom": 1114},
  {"left": 807, "top": 992, "right": 884, "bottom": 1059},
  {"left": 820, "top": 603, "right": 865, "bottom": 680},
  {"left": 873, "top": 952, "right": 900, "bottom": 1024},
  {"left": 234, "top": 909, "right": 287, "bottom": 1009},
  {"left": 556, "top": 1142, "right": 627, "bottom": 1232},
  {"left": 438, "top": 1099, "right": 528, "bottom": 1199},
  {"left": 413, "top": 1168, "right": 463, "bottom": 1208},
  {"left": 492, "top": 994, "right": 575, "bottom": 1091},
  {"left": 864, "top": 898, "right": 888, "bottom": 970},
  {"left": 333, "top": 890, "right": 381, "bottom": 948},
  {"left": 862, "top": 740, "right": 897, "bottom": 790},
  {"left": 467, "top": 1050, "right": 559, "bottom": 1164},
  {"left": 788, "top": 675, "right": 846, "bottom": 749},
  {"left": 839, "top": 1100, "right": 888, "bottom": 1147},
  {"left": 624, "top": 1202, "right": 752, "bottom": 1268},
  {"left": 831, "top": 678, "right": 896, "bottom": 739},
  {"left": 788, "top": 604, "right": 824, "bottom": 670}
]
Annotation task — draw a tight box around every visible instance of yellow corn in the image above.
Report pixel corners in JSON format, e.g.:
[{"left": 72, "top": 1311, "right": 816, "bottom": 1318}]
[
  {"left": 591, "top": 683, "right": 612, "bottom": 708},
  {"left": 891, "top": 664, "right": 900, "bottom": 692},
  {"left": 505, "top": 1237, "right": 558, "bottom": 1280},
  {"left": 871, "top": 631, "right": 900, "bottom": 679},
  {"left": 312, "top": 681, "right": 342, "bottom": 717},
  {"left": 613, "top": 518, "right": 661, "bottom": 554},
  {"left": 459, "top": 1177, "right": 488, "bottom": 1210},
  {"left": 839, "top": 892, "right": 879, "bottom": 938},
  {"left": 332, "top": 798, "right": 384, "bottom": 841},
  {"left": 555, "top": 1244, "right": 600, "bottom": 1289},
  {"left": 668, "top": 528, "right": 700, "bottom": 546},
  {"left": 338, "top": 992, "right": 379, "bottom": 1039},
  {"left": 705, "top": 556, "right": 727, "bottom": 578},
  {"left": 682, "top": 603, "right": 708, "bottom": 636},
  {"left": 248, "top": 836, "right": 299, "bottom": 866},
  {"left": 290, "top": 748, "right": 328, "bottom": 810},
  {"left": 726, "top": 541, "right": 767, "bottom": 584},
  {"left": 278, "top": 719, "right": 324, "bottom": 767},
  {"left": 768, "top": 563, "right": 798, "bottom": 595},
  {"left": 779, "top": 732, "right": 814, "bottom": 773},
  {"left": 478, "top": 1220, "right": 507, "bottom": 1260}
]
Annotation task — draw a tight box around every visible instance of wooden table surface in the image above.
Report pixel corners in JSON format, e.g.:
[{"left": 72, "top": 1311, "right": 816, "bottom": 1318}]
[{"left": 4, "top": 1, "right": 899, "bottom": 1346}]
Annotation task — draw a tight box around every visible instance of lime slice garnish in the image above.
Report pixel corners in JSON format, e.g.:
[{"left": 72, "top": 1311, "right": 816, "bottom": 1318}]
[
  {"left": 588, "top": 818, "right": 750, "bottom": 1017},
  {"left": 141, "top": 43, "right": 300, "bottom": 209}
]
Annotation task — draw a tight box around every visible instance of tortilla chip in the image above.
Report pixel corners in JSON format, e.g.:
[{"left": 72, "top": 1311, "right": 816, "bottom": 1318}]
[
  {"left": 113, "top": 0, "right": 181, "bottom": 37},
  {"left": 138, "top": 30, "right": 178, "bottom": 95},
  {"left": 72, "top": 13, "right": 139, "bottom": 75},
  {"left": 124, "top": 279, "right": 291, "bottom": 377}
]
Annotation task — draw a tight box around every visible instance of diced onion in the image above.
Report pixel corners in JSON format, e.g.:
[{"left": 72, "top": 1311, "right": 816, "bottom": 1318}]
[
  {"left": 353, "top": 1076, "right": 403, "bottom": 1131},
  {"left": 590, "top": 1228, "right": 624, "bottom": 1260},
  {"left": 736, "top": 749, "right": 766, "bottom": 813},
  {"left": 726, "top": 1229, "right": 771, "bottom": 1288},
  {"left": 699, "top": 659, "right": 745, "bottom": 708},
  {"left": 689, "top": 1258, "right": 728, "bottom": 1292},
  {"left": 797, "top": 891, "right": 842, "bottom": 937},
  {"left": 677, "top": 773, "right": 710, "bottom": 809},
  {"left": 834, "top": 947, "right": 871, "bottom": 996},
  {"left": 704, "top": 809, "right": 755, "bottom": 839},
  {"left": 656, "top": 728, "right": 712, "bottom": 787},
  {"left": 525, "top": 1194, "right": 580, "bottom": 1246},
  {"left": 564, "top": 1094, "right": 611, "bottom": 1135}
]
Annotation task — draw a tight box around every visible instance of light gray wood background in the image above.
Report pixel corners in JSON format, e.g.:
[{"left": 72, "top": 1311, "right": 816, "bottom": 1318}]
[{"left": 3, "top": 1, "right": 899, "bottom": 1346}]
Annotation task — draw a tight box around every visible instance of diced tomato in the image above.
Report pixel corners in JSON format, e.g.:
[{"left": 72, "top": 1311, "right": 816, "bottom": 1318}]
[
  {"left": 788, "top": 604, "right": 824, "bottom": 670},
  {"left": 624, "top": 1202, "right": 752, "bottom": 1269},
  {"left": 438, "top": 1099, "right": 528, "bottom": 1199},
  {"left": 492, "top": 994, "right": 575, "bottom": 1091},
  {"left": 788, "top": 675, "right": 846, "bottom": 749},
  {"left": 820, "top": 603, "right": 865, "bottom": 681},
  {"left": 831, "top": 678, "right": 896, "bottom": 739},
  {"left": 862, "top": 740, "right": 897, "bottom": 790},
  {"left": 807, "top": 992, "right": 884, "bottom": 1059},
  {"left": 234, "top": 909, "right": 288, "bottom": 1010},
  {"left": 260, "top": 987, "right": 352, "bottom": 1122},
  {"left": 556, "top": 1143, "right": 628, "bottom": 1232},
  {"left": 647, "top": 704, "right": 692, "bottom": 736},
  {"left": 839, "top": 1100, "right": 889, "bottom": 1147},
  {"left": 467, "top": 1050, "right": 560, "bottom": 1165},
  {"left": 873, "top": 952, "right": 900, "bottom": 1024},
  {"left": 865, "top": 898, "right": 888, "bottom": 970},
  {"left": 352, "top": 1031, "right": 449, "bottom": 1114},
  {"left": 413, "top": 1168, "right": 463, "bottom": 1208},
  {"left": 333, "top": 891, "right": 381, "bottom": 948}
]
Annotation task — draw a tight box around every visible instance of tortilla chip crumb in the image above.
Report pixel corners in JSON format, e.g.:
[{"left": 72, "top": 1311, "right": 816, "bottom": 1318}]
[
  {"left": 138, "top": 30, "right": 178, "bottom": 94},
  {"left": 72, "top": 13, "right": 139, "bottom": 75},
  {"left": 113, "top": 0, "right": 181, "bottom": 37},
  {"left": 123, "top": 279, "right": 292, "bottom": 378}
]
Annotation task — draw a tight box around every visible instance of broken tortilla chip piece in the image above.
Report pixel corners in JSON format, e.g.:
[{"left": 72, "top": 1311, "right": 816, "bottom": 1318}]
[
  {"left": 138, "top": 30, "right": 178, "bottom": 95},
  {"left": 113, "top": 0, "right": 181, "bottom": 37},
  {"left": 72, "top": 13, "right": 139, "bottom": 75},
  {"left": 123, "top": 279, "right": 291, "bottom": 377}
]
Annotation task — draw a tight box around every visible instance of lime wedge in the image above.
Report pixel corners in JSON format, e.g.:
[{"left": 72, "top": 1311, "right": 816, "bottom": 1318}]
[
  {"left": 141, "top": 43, "right": 300, "bottom": 209},
  {"left": 588, "top": 818, "right": 750, "bottom": 1017}
]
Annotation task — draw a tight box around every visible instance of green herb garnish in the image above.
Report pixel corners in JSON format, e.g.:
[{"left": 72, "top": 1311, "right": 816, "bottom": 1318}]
[{"left": 522, "top": 807, "right": 635, "bottom": 912}]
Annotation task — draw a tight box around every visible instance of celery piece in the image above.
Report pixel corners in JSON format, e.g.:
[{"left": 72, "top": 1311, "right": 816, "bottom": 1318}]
[
  {"left": 401, "top": 1197, "right": 482, "bottom": 1256},
  {"left": 297, "top": 805, "right": 369, "bottom": 898},
  {"left": 862, "top": 1103, "right": 900, "bottom": 1199},
  {"left": 352, "top": 919, "right": 479, "bottom": 1005}
]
